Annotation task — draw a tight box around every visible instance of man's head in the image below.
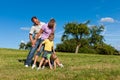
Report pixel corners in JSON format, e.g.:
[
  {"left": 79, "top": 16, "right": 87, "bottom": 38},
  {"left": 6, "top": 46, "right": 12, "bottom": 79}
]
[
  {"left": 48, "top": 18, "right": 56, "bottom": 29},
  {"left": 48, "top": 33, "right": 54, "bottom": 41},
  {"left": 31, "top": 16, "right": 40, "bottom": 25}
]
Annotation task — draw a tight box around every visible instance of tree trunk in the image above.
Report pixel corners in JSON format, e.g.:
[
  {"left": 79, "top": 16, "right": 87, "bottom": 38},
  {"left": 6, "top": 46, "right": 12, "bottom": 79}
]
[{"left": 75, "top": 44, "right": 81, "bottom": 54}]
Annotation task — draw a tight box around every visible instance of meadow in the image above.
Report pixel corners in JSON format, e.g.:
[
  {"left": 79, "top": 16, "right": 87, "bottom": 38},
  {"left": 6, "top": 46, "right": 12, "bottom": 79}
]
[{"left": 0, "top": 48, "right": 120, "bottom": 80}]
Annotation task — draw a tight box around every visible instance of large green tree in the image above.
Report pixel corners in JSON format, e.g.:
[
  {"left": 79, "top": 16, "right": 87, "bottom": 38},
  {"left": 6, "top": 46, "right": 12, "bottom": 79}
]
[
  {"left": 62, "top": 21, "right": 89, "bottom": 54},
  {"left": 89, "top": 25, "right": 104, "bottom": 47}
]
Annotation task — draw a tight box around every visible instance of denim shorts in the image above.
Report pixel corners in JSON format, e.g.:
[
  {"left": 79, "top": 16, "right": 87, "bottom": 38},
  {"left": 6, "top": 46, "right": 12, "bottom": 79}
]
[{"left": 42, "top": 51, "right": 52, "bottom": 59}]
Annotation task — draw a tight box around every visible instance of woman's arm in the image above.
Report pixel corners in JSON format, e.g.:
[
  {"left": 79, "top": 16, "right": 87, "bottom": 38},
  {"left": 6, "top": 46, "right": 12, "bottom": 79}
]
[{"left": 35, "top": 29, "right": 43, "bottom": 40}]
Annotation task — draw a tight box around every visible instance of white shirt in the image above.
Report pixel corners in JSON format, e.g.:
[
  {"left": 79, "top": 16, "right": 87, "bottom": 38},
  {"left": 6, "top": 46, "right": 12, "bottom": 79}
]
[{"left": 29, "top": 22, "right": 45, "bottom": 38}]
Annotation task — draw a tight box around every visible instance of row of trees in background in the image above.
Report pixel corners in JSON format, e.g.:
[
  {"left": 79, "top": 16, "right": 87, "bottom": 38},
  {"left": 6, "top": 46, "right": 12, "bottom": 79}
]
[
  {"left": 19, "top": 21, "right": 119, "bottom": 55},
  {"left": 56, "top": 21, "right": 119, "bottom": 55},
  {"left": 19, "top": 42, "right": 31, "bottom": 50}
]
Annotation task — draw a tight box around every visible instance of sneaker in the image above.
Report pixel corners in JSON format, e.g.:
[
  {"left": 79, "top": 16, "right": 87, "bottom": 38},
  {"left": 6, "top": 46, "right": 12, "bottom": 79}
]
[
  {"left": 25, "top": 65, "right": 29, "bottom": 67},
  {"left": 37, "top": 67, "right": 41, "bottom": 71},
  {"left": 59, "top": 64, "right": 64, "bottom": 68},
  {"left": 32, "top": 64, "right": 36, "bottom": 69},
  {"left": 42, "top": 66, "right": 45, "bottom": 69}
]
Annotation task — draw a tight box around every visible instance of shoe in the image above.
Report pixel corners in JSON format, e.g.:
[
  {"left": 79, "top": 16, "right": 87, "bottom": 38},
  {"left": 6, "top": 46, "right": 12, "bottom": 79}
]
[
  {"left": 37, "top": 67, "right": 41, "bottom": 71},
  {"left": 59, "top": 64, "right": 64, "bottom": 68},
  {"left": 42, "top": 66, "right": 45, "bottom": 69},
  {"left": 25, "top": 65, "right": 29, "bottom": 67},
  {"left": 32, "top": 64, "right": 36, "bottom": 69}
]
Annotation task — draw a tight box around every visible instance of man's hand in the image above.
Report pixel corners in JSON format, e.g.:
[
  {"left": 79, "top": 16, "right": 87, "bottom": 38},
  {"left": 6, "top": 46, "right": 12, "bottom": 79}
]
[
  {"left": 32, "top": 40, "right": 36, "bottom": 47},
  {"left": 37, "top": 47, "right": 41, "bottom": 52}
]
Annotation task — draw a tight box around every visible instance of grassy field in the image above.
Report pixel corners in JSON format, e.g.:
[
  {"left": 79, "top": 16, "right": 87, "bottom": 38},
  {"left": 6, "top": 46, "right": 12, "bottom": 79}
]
[{"left": 0, "top": 48, "right": 120, "bottom": 80}]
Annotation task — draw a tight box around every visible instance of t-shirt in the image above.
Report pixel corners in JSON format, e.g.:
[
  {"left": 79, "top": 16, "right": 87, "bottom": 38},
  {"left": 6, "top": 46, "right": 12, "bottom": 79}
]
[
  {"left": 29, "top": 22, "right": 45, "bottom": 38},
  {"left": 42, "top": 39, "right": 54, "bottom": 51},
  {"left": 41, "top": 24, "right": 54, "bottom": 40}
]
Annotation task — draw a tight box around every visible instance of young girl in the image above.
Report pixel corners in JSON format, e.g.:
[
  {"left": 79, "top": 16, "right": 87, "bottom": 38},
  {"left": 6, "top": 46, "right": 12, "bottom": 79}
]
[
  {"left": 37, "top": 33, "right": 55, "bottom": 70},
  {"left": 51, "top": 53, "right": 64, "bottom": 69},
  {"left": 41, "top": 52, "right": 64, "bottom": 70}
]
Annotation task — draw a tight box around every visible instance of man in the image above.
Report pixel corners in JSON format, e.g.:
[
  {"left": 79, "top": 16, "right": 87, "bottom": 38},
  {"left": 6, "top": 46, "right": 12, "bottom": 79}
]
[{"left": 25, "top": 16, "right": 45, "bottom": 67}]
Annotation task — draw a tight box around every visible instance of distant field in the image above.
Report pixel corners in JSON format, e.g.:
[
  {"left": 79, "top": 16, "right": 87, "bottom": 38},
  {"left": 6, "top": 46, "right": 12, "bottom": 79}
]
[{"left": 0, "top": 48, "right": 120, "bottom": 80}]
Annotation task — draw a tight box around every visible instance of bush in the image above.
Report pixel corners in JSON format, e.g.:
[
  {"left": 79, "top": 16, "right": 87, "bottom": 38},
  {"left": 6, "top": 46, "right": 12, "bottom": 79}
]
[
  {"left": 56, "top": 39, "right": 77, "bottom": 52},
  {"left": 96, "top": 44, "right": 118, "bottom": 55},
  {"left": 79, "top": 47, "right": 97, "bottom": 54}
]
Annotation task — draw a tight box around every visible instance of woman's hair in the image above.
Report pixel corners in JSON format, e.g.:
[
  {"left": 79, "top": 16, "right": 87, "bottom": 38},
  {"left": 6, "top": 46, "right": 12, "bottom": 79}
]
[{"left": 49, "top": 18, "right": 56, "bottom": 23}]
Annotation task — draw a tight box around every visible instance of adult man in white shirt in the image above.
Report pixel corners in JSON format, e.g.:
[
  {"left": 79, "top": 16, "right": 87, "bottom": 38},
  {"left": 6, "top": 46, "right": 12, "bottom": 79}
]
[{"left": 25, "top": 16, "right": 45, "bottom": 67}]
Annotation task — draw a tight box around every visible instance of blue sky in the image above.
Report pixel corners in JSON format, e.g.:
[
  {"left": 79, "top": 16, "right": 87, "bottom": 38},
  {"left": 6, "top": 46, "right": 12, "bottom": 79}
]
[{"left": 0, "top": 0, "right": 120, "bottom": 50}]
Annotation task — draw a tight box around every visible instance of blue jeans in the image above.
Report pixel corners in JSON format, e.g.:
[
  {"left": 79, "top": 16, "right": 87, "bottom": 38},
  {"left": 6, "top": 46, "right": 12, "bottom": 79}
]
[{"left": 25, "top": 38, "right": 44, "bottom": 66}]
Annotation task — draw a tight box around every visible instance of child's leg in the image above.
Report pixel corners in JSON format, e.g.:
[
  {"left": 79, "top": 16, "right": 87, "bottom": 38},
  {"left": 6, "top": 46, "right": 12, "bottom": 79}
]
[
  {"left": 43, "top": 59, "right": 49, "bottom": 66},
  {"left": 38, "top": 58, "right": 45, "bottom": 68},
  {"left": 41, "top": 59, "right": 48, "bottom": 69},
  {"left": 32, "top": 55, "right": 39, "bottom": 69},
  {"left": 48, "top": 60, "right": 53, "bottom": 69},
  {"left": 55, "top": 58, "right": 60, "bottom": 65},
  {"left": 55, "top": 58, "right": 64, "bottom": 68},
  {"left": 47, "top": 53, "right": 52, "bottom": 69},
  {"left": 33, "top": 55, "right": 39, "bottom": 65},
  {"left": 54, "top": 60, "right": 56, "bottom": 70}
]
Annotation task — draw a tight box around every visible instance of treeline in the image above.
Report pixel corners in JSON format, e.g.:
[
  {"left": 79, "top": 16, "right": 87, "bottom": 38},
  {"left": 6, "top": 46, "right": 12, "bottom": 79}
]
[{"left": 56, "top": 21, "right": 119, "bottom": 55}]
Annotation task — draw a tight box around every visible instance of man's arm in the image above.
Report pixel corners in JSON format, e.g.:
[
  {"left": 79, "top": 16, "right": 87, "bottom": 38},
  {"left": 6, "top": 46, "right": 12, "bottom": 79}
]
[
  {"left": 29, "top": 34, "right": 33, "bottom": 43},
  {"left": 29, "top": 26, "right": 36, "bottom": 47}
]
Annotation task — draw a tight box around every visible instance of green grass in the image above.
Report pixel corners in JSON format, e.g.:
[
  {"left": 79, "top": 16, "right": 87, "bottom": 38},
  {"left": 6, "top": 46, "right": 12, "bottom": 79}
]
[{"left": 0, "top": 48, "right": 120, "bottom": 80}]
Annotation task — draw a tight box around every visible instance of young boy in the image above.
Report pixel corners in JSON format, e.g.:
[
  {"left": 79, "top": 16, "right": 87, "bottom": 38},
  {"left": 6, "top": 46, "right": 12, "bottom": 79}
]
[{"left": 37, "top": 33, "right": 55, "bottom": 70}]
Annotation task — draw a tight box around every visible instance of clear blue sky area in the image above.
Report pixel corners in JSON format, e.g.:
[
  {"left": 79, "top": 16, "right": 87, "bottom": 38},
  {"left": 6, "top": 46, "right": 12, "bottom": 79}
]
[{"left": 0, "top": 0, "right": 120, "bottom": 50}]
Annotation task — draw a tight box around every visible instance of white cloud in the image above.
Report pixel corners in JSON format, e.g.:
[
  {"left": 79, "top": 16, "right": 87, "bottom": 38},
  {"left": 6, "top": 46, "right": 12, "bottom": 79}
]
[
  {"left": 21, "top": 40, "right": 25, "bottom": 43},
  {"left": 87, "top": 24, "right": 96, "bottom": 27},
  {"left": 100, "top": 17, "right": 115, "bottom": 23},
  {"left": 20, "top": 27, "right": 30, "bottom": 31}
]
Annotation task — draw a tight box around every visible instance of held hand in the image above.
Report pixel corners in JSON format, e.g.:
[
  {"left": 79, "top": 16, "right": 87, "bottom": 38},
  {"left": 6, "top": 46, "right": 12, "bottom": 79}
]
[
  {"left": 37, "top": 48, "right": 40, "bottom": 52},
  {"left": 32, "top": 44, "right": 35, "bottom": 47},
  {"left": 32, "top": 40, "right": 36, "bottom": 47}
]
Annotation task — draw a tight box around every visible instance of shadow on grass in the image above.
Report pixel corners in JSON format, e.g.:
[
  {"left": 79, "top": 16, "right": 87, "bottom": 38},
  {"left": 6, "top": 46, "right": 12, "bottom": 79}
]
[{"left": 18, "top": 59, "right": 40, "bottom": 67}]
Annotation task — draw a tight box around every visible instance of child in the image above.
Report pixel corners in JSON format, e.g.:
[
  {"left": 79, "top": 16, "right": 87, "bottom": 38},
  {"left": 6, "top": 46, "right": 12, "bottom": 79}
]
[
  {"left": 41, "top": 52, "right": 64, "bottom": 70},
  {"left": 51, "top": 53, "right": 64, "bottom": 69},
  {"left": 37, "top": 33, "right": 55, "bottom": 70}
]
